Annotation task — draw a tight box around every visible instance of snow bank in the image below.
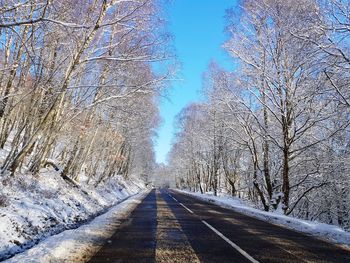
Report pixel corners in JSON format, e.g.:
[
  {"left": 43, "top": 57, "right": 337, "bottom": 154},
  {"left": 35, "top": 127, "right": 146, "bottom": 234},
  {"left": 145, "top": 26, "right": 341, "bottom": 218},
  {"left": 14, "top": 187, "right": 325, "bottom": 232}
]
[
  {"left": 0, "top": 170, "right": 145, "bottom": 261},
  {"left": 175, "top": 189, "right": 350, "bottom": 247},
  {"left": 3, "top": 191, "right": 148, "bottom": 263}
]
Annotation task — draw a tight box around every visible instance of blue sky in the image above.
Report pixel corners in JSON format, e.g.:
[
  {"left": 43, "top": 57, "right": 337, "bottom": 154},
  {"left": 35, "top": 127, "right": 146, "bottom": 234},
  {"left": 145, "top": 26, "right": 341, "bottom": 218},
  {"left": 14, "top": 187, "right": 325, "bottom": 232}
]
[{"left": 155, "top": 0, "right": 237, "bottom": 164}]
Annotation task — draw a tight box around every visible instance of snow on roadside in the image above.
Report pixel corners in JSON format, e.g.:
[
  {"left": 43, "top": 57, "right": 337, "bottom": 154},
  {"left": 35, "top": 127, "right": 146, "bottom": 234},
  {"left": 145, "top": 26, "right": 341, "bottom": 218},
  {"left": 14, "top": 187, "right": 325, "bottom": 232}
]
[
  {"left": 175, "top": 189, "right": 350, "bottom": 247},
  {"left": 3, "top": 191, "right": 149, "bottom": 263},
  {"left": 0, "top": 170, "right": 145, "bottom": 261}
]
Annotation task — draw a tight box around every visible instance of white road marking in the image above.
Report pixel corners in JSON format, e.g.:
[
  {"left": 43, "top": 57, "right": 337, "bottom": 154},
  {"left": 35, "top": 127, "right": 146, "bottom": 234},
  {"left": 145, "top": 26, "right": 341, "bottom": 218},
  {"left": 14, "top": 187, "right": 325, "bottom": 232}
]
[
  {"left": 170, "top": 192, "right": 259, "bottom": 262},
  {"left": 201, "top": 220, "right": 260, "bottom": 263},
  {"left": 179, "top": 202, "right": 194, "bottom": 214},
  {"left": 156, "top": 193, "right": 201, "bottom": 262},
  {"left": 167, "top": 192, "right": 179, "bottom": 202}
]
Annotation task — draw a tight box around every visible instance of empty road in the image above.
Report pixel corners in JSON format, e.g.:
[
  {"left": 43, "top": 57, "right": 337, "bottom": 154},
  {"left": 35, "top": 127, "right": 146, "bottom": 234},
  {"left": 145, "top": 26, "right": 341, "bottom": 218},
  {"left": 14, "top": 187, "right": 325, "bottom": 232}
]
[{"left": 89, "top": 189, "right": 350, "bottom": 263}]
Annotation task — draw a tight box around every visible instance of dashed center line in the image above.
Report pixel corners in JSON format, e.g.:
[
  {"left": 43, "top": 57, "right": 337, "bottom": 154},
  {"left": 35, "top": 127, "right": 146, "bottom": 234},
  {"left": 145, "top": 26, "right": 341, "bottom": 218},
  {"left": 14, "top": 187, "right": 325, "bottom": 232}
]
[
  {"left": 170, "top": 192, "right": 260, "bottom": 263},
  {"left": 167, "top": 193, "right": 179, "bottom": 202},
  {"left": 179, "top": 202, "right": 194, "bottom": 214},
  {"left": 201, "top": 220, "right": 260, "bottom": 263}
]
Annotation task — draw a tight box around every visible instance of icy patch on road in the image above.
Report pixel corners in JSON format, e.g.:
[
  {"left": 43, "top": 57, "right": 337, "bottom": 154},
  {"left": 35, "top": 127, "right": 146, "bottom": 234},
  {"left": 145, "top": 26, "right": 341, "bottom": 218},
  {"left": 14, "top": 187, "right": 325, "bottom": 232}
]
[
  {"left": 3, "top": 191, "right": 148, "bottom": 263},
  {"left": 175, "top": 190, "right": 350, "bottom": 247}
]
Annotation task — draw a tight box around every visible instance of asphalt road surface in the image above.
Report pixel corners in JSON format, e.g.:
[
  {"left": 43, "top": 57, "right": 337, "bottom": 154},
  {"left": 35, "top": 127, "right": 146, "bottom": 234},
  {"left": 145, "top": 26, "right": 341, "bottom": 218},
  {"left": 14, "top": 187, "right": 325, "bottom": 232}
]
[{"left": 89, "top": 189, "right": 350, "bottom": 263}]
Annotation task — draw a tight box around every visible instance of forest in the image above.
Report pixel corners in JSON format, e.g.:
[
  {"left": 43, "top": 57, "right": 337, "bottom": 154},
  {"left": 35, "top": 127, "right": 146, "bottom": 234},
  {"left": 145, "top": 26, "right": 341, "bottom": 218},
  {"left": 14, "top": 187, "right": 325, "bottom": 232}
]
[
  {"left": 0, "top": 0, "right": 171, "bottom": 185},
  {"left": 167, "top": 0, "right": 350, "bottom": 231}
]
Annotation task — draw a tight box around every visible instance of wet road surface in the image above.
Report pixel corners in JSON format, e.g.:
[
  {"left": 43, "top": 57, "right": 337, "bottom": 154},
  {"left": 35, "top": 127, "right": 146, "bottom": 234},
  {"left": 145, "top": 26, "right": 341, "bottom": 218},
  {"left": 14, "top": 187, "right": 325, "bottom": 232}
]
[{"left": 89, "top": 189, "right": 350, "bottom": 263}]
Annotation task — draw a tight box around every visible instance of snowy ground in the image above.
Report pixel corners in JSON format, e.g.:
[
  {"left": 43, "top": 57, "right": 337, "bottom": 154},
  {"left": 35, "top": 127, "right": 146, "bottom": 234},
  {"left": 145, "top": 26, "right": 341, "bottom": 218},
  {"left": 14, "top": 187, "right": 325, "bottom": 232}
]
[
  {"left": 0, "top": 169, "right": 145, "bottom": 261},
  {"left": 3, "top": 191, "right": 149, "bottom": 263},
  {"left": 175, "top": 189, "right": 350, "bottom": 247}
]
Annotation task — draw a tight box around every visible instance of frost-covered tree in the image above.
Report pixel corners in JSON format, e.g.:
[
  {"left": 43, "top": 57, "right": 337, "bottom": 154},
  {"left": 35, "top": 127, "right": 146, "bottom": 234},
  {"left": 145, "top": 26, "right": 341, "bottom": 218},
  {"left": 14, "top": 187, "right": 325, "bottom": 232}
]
[
  {"left": 0, "top": 0, "right": 172, "bottom": 186},
  {"left": 168, "top": 0, "right": 350, "bottom": 230}
]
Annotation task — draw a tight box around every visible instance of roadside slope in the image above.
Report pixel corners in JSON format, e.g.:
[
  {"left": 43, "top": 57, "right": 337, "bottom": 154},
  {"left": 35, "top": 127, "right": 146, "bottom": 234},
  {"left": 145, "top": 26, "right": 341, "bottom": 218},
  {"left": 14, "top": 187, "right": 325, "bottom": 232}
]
[
  {"left": 0, "top": 171, "right": 145, "bottom": 261},
  {"left": 3, "top": 190, "right": 149, "bottom": 263}
]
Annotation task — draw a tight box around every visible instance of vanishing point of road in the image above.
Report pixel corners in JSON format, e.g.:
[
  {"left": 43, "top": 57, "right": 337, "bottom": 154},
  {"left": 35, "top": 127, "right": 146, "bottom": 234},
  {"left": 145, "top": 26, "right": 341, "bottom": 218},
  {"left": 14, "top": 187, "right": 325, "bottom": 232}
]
[{"left": 89, "top": 189, "right": 350, "bottom": 263}]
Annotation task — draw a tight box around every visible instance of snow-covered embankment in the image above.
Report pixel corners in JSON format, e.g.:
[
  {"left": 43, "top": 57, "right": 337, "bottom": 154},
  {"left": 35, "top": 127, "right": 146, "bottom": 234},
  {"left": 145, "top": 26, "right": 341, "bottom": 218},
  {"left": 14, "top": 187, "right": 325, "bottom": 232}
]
[
  {"left": 3, "top": 191, "right": 148, "bottom": 263},
  {"left": 0, "top": 170, "right": 146, "bottom": 261}
]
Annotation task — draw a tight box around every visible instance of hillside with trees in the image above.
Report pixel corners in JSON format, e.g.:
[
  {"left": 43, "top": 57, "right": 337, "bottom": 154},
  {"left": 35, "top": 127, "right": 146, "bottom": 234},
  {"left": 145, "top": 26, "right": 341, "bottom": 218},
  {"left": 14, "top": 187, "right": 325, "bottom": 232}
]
[{"left": 0, "top": 0, "right": 172, "bottom": 185}]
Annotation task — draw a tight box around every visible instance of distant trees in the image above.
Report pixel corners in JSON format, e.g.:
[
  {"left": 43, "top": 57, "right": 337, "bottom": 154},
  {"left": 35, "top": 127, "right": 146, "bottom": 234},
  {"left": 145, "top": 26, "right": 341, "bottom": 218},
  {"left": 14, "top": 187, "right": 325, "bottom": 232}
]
[
  {"left": 168, "top": 0, "right": 350, "bottom": 230},
  {"left": 0, "top": 0, "right": 171, "bottom": 185}
]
